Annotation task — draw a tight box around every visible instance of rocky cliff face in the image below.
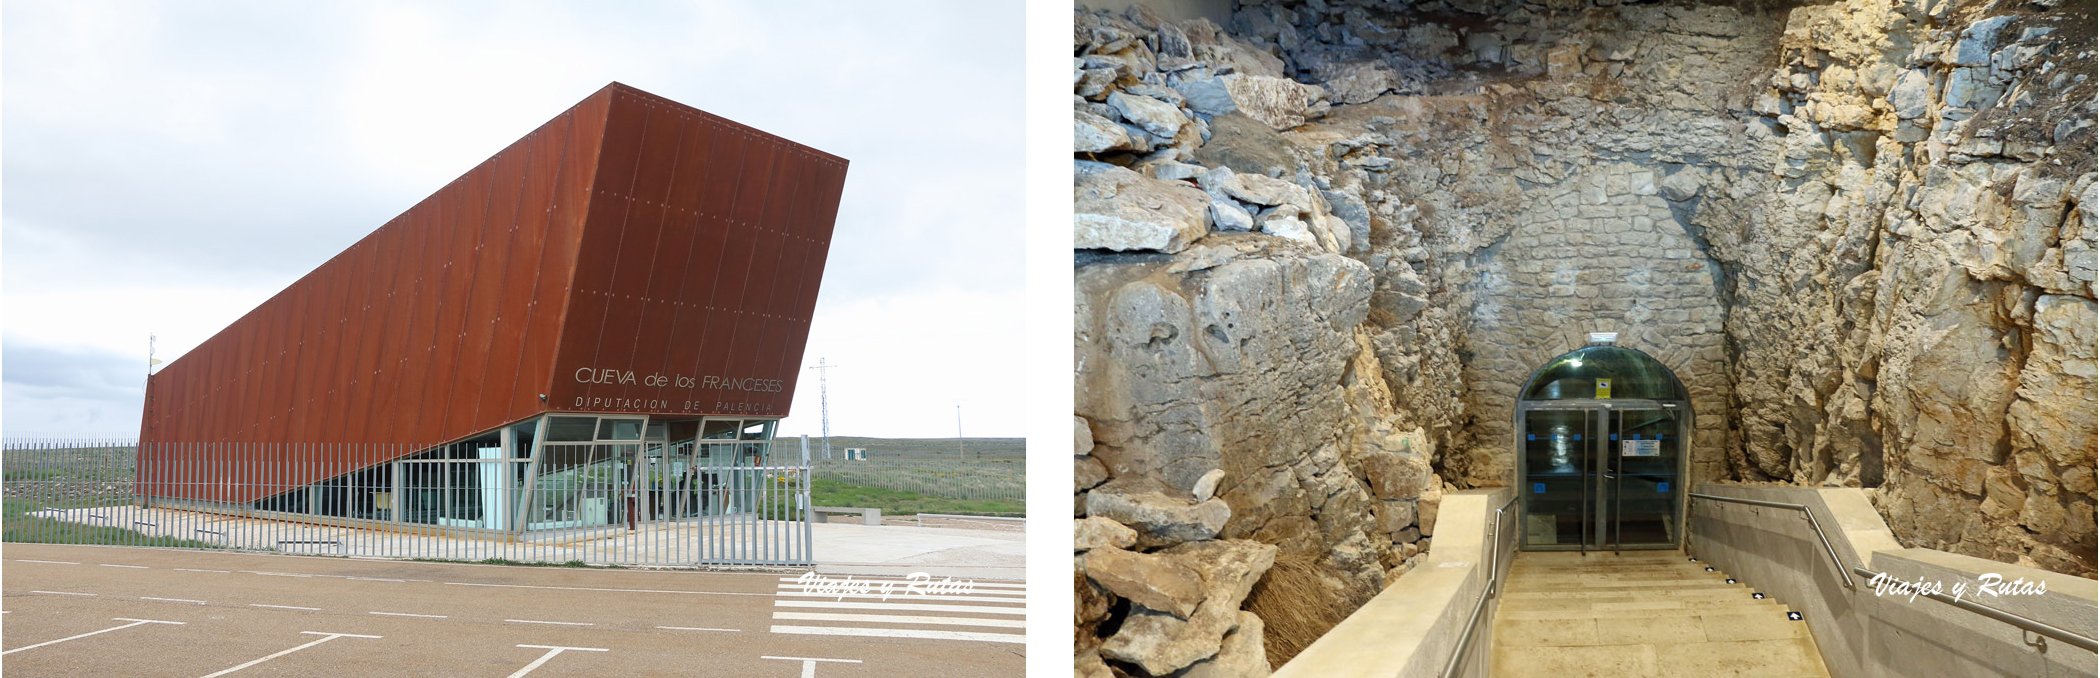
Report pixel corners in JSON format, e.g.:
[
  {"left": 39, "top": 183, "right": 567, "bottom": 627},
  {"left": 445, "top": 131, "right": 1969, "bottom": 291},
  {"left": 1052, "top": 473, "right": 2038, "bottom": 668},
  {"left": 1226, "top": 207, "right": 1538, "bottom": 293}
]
[{"left": 1074, "top": 0, "right": 2094, "bottom": 674}]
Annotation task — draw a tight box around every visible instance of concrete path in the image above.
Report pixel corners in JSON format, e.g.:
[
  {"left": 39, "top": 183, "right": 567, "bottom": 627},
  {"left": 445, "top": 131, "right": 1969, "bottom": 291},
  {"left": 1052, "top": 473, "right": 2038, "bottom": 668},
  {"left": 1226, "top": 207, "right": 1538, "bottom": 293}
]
[
  {"left": 0, "top": 543, "right": 1024, "bottom": 677},
  {"left": 1493, "top": 550, "right": 1830, "bottom": 678}
]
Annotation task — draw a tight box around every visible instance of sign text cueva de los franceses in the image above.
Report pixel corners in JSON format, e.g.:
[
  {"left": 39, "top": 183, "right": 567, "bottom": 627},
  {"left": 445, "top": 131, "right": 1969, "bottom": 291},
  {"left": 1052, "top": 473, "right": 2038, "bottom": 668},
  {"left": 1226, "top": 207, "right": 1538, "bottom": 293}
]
[{"left": 567, "top": 366, "right": 786, "bottom": 414}]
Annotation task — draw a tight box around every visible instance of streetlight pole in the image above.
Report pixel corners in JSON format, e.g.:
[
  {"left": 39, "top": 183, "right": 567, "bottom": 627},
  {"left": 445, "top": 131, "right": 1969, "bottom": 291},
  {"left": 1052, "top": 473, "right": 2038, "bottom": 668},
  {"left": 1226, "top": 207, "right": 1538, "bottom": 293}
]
[{"left": 956, "top": 404, "right": 964, "bottom": 461}]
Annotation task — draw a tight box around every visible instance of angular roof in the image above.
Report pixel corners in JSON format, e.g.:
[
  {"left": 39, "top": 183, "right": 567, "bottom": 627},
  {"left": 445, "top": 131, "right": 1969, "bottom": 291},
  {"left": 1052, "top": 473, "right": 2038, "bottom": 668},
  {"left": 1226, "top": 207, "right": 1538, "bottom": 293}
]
[{"left": 141, "top": 82, "right": 848, "bottom": 461}]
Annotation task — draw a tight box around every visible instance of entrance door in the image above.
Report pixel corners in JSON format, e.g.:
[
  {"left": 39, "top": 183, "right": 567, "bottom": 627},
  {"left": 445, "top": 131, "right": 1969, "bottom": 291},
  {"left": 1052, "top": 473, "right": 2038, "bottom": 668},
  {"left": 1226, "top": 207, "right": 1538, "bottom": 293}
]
[{"left": 1518, "top": 405, "right": 1684, "bottom": 550}]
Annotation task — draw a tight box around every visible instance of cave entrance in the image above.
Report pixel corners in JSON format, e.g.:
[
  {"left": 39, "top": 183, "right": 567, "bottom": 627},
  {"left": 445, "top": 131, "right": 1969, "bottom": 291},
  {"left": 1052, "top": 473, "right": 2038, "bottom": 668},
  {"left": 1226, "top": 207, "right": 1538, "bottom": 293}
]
[{"left": 1513, "top": 336, "right": 1692, "bottom": 553}]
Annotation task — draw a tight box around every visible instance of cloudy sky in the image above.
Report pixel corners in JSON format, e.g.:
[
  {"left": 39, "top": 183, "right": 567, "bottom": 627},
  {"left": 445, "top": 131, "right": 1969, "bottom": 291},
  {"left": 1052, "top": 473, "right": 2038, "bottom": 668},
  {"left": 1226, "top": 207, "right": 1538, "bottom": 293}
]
[{"left": 2, "top": 1, "right": 1024, "bottom": 440}]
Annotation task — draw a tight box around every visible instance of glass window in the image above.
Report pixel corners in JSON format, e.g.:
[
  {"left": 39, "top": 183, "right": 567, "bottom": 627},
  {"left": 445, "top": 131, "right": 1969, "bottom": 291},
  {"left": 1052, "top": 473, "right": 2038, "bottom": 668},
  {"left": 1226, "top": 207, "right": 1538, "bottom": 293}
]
[
  {"left": 546, "top": 416, "right": 597, "bottom": 442},
  {"left": 1519, "top": 346, "right": 1688, "bottom": 402},
  {"left": 597, "top": 418, "right": 644, "bottom": 441},
  {"left": 510, "top": 419, "right": 538, "bottom": 459},
  {"left": 740, "top": 420, "right": 775, "bottom": 440},
  {"left": 702, "top": 419, "right": 741, "bottom": 440}
]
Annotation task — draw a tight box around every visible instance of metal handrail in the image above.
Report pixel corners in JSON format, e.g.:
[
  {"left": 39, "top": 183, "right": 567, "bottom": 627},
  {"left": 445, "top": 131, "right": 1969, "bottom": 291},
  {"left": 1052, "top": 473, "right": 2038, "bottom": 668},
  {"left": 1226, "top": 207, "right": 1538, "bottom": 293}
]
[
  {"left": 1850, "top": 566, "right": 2098, "bottom": 653},
  {"left": 1691, "top": 491, "right": 2099, "bottom": 654},
  {"left": 1441, "top": 492, "right": 1521, "bottom": 678},
  {"left": 1687, "top": 491, "right": 1855, "bottom": 590}
]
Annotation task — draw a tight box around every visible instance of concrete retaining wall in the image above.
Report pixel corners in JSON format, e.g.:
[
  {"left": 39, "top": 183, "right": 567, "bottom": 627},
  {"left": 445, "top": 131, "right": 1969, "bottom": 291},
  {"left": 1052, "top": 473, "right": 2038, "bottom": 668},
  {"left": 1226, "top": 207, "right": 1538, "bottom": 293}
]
[
  {"left": 1689, "top": 484, "right": 2098, "bottom": 678},
  {"left": 1274, "top": 488, "right": 1516, "bottom": 678}
]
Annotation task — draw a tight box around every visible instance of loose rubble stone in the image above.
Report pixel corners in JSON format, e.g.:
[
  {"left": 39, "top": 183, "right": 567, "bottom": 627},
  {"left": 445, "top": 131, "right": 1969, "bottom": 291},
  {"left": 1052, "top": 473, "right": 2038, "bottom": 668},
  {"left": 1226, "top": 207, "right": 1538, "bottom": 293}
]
[
  {"left": 1085, "top": 479, "right": 1232, "bottom": 548},
  {"left": 1085, "top": 546, "right": 1206, "bottom": 617},
  {"left": 1075, "top": 160, "right": 1210, "bottom": 253},
  {"left": 1076, "top": 516, "right": 1140, "bottom": 552}
]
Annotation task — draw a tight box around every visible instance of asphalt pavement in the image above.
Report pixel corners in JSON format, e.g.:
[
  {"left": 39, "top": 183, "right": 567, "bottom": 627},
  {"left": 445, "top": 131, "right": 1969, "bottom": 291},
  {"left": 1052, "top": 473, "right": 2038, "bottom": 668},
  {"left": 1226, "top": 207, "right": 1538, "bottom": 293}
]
[{"left": 0, "top": 543, "right": 1025, "bottom": 677}]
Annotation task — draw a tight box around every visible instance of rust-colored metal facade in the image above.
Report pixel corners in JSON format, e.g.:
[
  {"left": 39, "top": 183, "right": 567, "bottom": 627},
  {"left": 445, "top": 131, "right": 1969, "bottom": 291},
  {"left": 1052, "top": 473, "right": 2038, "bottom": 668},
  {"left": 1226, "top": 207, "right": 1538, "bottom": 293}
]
[{"left": 139, "top": 83, "right": 847, "bottom": 502}]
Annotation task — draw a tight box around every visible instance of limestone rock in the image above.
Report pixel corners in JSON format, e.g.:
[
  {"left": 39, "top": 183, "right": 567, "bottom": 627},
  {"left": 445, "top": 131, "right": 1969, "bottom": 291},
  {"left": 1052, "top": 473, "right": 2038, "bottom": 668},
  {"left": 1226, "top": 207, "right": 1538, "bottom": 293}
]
[
  {"left": 1179, "top": 612, "right": 1271, "bottom": 677},
  {"left": 1076, "top": 650, "right": 1113, "bottom": 678},
  {"left": 1077, "top": 455, "right": 1110, "bottom": 493},
  {"left": 1077, "top": 416, "right": 1096, "bottom": 455},
  {"left": 1192, "top": 468, "right": 1225, "bottom": 502},
  {"left": 1218, "top": 172, "right": 1301, "bottom": 207},
  {"left": 1210, "top": 198, "right": 1256, "bottom": 232},
  {"left": 1259, "top": 213, "right": 1317, "bottom": 247},
  {"left": 1660, "top": 168, "right": 1706, "bottom": 201},
  {"left": 1315, "top": 60, "right": 1401, "bottom": 105},
  {"left": 1076, "top": 516, "right": 1140, "bottom": 552},
  {"left": 1075, "top": 160, "right": 1210, "bottom": 253},
  {"left": 1218, "top": 74, "right": 1324, "bottom": 131},
  {"left": 1110, "top": 91, "right": 1186, "bottom": 139},
  {"left": 1076, "top": 110, "right": 1135, "bottom": 154},
  {"left": 1098, "top": 539, "right": 1277, "bottom": 674},
  {"left": 1086, "top": 479, "right": 1232, "bottom": 548},
  {"left": 1085, "top": 546, "right": 1206, "bottom": 618},
  {"left": 1191, "top": 113, "right": 1298, "bottom": 176}
]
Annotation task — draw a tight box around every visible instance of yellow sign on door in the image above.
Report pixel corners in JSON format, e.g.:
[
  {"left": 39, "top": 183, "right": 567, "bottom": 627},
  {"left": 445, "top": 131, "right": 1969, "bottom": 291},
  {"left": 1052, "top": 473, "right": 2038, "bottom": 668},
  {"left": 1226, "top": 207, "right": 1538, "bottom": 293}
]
[{"left": 1595, "top": 378, "right": 1612, "bottom": 399}]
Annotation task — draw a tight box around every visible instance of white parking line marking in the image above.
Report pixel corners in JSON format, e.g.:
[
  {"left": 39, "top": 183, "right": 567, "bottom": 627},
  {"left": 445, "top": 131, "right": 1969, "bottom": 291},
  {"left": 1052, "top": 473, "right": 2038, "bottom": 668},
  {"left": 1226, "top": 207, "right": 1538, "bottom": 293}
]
[
  {"left": 251, "top": 604, "right": 322, "bottom": 611},
  {"left": 778, "top": 576, "right": 1025, "bottom": 589},
  {"left": 369, "top": 611, "right": 447, "bottom": 619},
  {"left": 2, "top": 617, "right": 185, "bottom": 655},
  {"left": 761, "top": 655, "right": 863, "bottom": 678},
  {"left": 778, "top": 584, "right": 1028, "bottom": 597},
  {"left": 444, "top": 581, "right": 768, "bottom": 596},
  {"left": 772, "top": 612, "right": 1024, "bottom": 628},
  {"left": 15, "top": 560, "right": 78, "bottom": 565},
  {"left": 174, "top": 568, "right": 231, "bottom": 574},
  {"left": 775, "top": 590, "right": 1024, "bottom": 603},
  {"left": 142, "top": 597, "right": 206, "bottom": 605},
  {"left": 29, "top": 590, "right": 95, "bottom": 597},
  {"left": 347, "top": 577, "right": 405, "bottom": 582},
  {"left": 656, "top": 625, "right": 740, "bottom": 632},
  {"left": 98, "top": 564, "right": 148, "bottom": 569},
  {"left": 200, "top": 631, "right": 381, "bottom": 677},
  {"left": 508, "top": 644, "right": 609, "bottom": 678},
  {"left": 505, "top": 619, "right": 593, "bottom": 626},
  {"left": 770, "top": 625, "right": 1025, "bottom": 644},
  {"left": 772, "top": 600, "right": 1026, "bottom": 615}
]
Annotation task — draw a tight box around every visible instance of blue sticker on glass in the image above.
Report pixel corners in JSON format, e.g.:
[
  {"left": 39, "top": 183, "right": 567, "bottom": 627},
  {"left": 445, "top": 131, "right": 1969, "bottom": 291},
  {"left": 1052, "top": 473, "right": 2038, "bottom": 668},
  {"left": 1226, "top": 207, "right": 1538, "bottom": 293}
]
[
  {"left": 1573, "top": 434, "right": 1582, "bottom": 441},
  {"left": 1533, "top": 483, "right": 1546, "bottom": 494},
  {"left": 1632, "top": 434, "right": 1641, "bottom": 440},
  {"left": 1527, "top": 433, "right": 1536, "bottom": 441},
  {"left": 1610, "top": 433, "right": 1618, "bottom": 441},
  {"left": 1657, "top": 482, "right": 1670, "bottom": 493}
]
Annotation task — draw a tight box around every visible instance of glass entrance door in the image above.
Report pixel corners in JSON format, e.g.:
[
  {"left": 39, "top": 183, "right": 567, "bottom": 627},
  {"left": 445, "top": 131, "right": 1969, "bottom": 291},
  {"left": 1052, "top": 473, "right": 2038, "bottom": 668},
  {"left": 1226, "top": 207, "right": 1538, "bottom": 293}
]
[{"left": 1519, "top": 405, "right": 1684, "bottom": 550}]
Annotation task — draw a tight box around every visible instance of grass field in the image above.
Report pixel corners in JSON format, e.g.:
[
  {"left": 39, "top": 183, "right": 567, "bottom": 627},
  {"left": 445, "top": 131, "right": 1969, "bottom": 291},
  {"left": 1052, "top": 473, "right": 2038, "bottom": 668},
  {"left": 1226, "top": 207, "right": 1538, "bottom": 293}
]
[
  {"left": 1, "top": 497, "right": 218, "bottom": 549},
  {"left": 799, "top": 436, "right": 1025, "bottom": 461},
  {"left": 810, "top": 478, "right": 1024, "bottom": 517}
]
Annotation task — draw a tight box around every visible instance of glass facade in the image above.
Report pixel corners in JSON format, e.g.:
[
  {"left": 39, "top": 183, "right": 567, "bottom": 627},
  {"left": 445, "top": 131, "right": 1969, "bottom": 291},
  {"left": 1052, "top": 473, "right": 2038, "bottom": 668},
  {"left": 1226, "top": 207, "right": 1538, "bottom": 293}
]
[{"left": 248, "top": 414, "right": 781, "bottom": 533}]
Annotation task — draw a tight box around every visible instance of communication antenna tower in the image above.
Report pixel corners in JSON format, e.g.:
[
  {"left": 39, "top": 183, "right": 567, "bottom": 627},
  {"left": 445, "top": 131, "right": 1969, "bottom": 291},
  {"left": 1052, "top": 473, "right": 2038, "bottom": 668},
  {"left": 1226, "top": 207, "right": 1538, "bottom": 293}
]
[{"left": 808, "top": 358, "right": 836, "bottom": 460}]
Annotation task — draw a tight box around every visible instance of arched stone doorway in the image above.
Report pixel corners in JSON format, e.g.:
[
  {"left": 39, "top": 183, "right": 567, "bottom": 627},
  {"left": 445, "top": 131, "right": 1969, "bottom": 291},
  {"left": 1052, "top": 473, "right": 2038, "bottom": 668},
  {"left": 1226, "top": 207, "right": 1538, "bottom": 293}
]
[{"left": 1514, "top": 337, "right": 1692, "bottom": 552}]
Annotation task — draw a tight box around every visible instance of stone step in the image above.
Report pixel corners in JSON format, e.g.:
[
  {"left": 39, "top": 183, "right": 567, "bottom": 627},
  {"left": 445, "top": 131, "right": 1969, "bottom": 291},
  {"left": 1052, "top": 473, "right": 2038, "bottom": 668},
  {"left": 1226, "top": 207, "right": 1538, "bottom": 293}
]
[
  {"left": 1497, "top": 598, "right": 1786, "bottom": 620},
  {"left": 1490, "top": 550, "right": 1829, "bottom": 677},
  {"left": 1503, "top": 579, "right": 1744, "bottom": 593},
  {"left": 1502, "top": 586, "right": 1753, "bottom": 601},
  {"left": 1497, "top": 608, "right": 1814, "bottom": 647},
  {"left": 1491, "top": 637, "right": 1830, "bottom": 678}
]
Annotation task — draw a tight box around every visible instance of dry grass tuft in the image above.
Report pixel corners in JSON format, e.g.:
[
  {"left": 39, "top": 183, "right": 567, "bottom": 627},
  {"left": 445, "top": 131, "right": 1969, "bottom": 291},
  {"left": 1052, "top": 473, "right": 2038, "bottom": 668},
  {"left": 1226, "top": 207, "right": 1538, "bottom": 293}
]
[{"left": 1243, "top": 548, "right": 1368, "bottom": 668}]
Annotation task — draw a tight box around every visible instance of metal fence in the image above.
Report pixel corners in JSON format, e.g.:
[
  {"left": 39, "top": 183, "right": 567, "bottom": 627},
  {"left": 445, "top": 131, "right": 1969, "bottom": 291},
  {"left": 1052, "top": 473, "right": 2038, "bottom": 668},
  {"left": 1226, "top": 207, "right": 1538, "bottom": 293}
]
[
  {"left": 2, "top": 439, "right": 814, "bottom": 567},
  {"left": 808, "top": 457, "right": 1024, "bottom": 505}
]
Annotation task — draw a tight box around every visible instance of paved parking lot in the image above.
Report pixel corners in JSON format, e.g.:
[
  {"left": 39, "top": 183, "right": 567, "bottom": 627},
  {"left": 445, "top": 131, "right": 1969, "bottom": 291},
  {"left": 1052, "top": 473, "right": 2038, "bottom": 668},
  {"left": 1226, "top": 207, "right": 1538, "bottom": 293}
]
[{"left": 1, "top": 544, "right": 1025, "bottom": 677}]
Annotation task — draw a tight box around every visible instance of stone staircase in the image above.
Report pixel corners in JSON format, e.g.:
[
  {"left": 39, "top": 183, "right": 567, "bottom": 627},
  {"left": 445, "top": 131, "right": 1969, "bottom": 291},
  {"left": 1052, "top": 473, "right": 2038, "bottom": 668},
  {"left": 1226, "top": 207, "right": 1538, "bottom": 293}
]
[{"left": 1490, "top": 550, "right": 1831, "bottom": 678}]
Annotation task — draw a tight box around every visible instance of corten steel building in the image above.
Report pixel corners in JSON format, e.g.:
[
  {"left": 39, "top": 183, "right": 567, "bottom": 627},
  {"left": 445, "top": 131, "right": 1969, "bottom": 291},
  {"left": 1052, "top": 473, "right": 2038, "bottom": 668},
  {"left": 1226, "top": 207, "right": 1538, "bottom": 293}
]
[{"left": 137, "top": 82, "right": 847, "bottom": 534}]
